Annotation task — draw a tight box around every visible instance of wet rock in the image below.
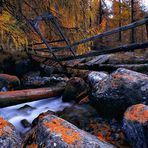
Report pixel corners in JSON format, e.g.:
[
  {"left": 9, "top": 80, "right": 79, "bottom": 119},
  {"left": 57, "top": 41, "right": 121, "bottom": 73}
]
[
  {"left": 62, "top": 77, "right": 89, "bottom": 102},
  {"left": 18, "top": 104, "right": 36, "bottom": 112},
  {"left": 22, "top": 113, "right": 115, "bottom": 148},
  {"left": 22, "top": 72, "right": 68, "bottom": 89},
  {"left": 0, "top": 74, "right": 20, "bottom": 91},
  {"left": 0, "top": 116, "right": 22, "bottom": 148},
  {"left": 21, "top": 119, "right": 32, "bottom": 128},
  {"left": 90, "top": 68, "right": 148, "bottom": 118},
  {"left": 123, "top": 104, "right": 148, "bottom": 148},
  {"left": 32, "top": 110, "right": 55, "bottom": 127}
]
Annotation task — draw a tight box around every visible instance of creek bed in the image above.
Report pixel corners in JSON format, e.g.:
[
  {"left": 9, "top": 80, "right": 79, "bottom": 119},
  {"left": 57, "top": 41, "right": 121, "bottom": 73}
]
[{"left": 0, "top": 97, "right": 71, "bottom": 133}]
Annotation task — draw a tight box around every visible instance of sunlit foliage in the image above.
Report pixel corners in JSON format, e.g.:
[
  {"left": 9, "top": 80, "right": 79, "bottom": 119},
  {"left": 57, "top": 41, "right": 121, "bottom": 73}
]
[
  {"left": 0, "top": 11, "right": 27, "bottom": 51},
  {"left": 2, "top": 0, "right": 148, "bottom": 53}
]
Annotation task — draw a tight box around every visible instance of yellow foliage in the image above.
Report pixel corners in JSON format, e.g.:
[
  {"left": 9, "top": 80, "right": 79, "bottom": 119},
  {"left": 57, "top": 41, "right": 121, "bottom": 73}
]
[
  {"left": 20, "top": 0, "right": 106, "bottom": 54},
  {"left": 0, "top": 11, "right": 28, "bottom": 50}
]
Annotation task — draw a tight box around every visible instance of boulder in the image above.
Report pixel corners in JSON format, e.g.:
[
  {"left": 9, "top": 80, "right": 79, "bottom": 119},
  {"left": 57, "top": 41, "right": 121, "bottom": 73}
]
[
  {"left": 22, "top": 113, "right": 115, "bottom": 148},
  {"left": 62, "top": 77, "right": 89, "bottom": 102},
  {"left": 0, "top": 74, "right": 20, "bottom": 91},
  {"left": 0, "top": 116, "right": 22, "bottom": 148},
  {"left": 123, "top": 104, "right": 148, "bottom": 148},
  {"left": 90, "top": 68, "right": 148, "bottom": 118},
  {"left": 57, "top": 105, "right": 129, "bottom": 147}
]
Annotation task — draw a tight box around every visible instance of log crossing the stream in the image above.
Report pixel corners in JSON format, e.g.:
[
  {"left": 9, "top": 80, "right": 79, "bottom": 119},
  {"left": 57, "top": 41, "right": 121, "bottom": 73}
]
[{"left": 25, "top": 12, "right": 148, "bottom": 72}]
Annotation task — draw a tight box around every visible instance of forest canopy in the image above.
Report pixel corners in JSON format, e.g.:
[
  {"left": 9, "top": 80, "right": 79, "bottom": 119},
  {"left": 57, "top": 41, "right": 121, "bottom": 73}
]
[{"left": 0, "top": 0, "right": 148, "bottom": 53}]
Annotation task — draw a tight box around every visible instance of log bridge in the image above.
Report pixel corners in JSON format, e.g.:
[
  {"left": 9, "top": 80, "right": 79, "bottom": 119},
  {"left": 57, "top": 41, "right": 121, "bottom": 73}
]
[
  {"left": 26, "top": 11, "right": 148, "bottom": 73},
  {"left": 0, "top": 11, "right": 148, "bottom": 107}
]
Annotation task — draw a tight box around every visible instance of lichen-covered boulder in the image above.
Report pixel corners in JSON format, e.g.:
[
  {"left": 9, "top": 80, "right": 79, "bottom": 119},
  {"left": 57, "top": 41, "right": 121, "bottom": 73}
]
[
  {"left": 0, "top": 116, "right": 22, "bottom": 148},
  {"left": 22, "top": 113, "right": 115, "bottom": 148},
  {"left": 123, "top": 104, "right": 148, "bottom": 148},
  {"left": 62, "top": 77, "right": 89, "bottom": 102},
  {"left": 58, "top": 105, "right": 129, "bottom": 147},
  {"left": 90, "top": 68, "right": 148, "bottom": 118},
  {"left": 0, "top": 74, "right": 20, "bottom": 91}
]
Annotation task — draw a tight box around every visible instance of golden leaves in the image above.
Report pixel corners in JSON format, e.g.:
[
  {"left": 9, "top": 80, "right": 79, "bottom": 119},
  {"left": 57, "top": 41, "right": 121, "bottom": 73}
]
[{"left": 0, "top": 11, "right": 28, "bottom": 50}]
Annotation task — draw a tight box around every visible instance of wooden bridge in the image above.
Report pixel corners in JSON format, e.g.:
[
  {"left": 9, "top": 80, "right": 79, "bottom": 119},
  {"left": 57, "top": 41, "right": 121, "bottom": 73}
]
[{"left": 26, "top": 12, "right": 148, "bottom": 73}]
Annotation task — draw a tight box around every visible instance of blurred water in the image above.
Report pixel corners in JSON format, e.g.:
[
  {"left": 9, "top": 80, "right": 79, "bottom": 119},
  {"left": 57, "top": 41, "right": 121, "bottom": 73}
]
[{"left": 0, "top": 97, "right": 71, "bottom": 133}]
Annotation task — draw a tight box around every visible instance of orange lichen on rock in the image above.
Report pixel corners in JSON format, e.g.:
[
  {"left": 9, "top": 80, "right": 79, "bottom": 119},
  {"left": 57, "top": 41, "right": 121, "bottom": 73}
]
[
  {"left": 97, "top": 128, "right": 112, "bottom": 143},
  {"left": 44, "top": 118, "right": 81, "bottom": 145},
  {"left": 125, "top": 104, "right": 148, "bottom": 124},
  {"left": 112, "top": 73, "right": 137, "bottom": 82},
  {"left": 111, "top": 73, "right": 139, "bottom": 88},
  {"left": 26, "top": 143, "right": 38, "bottom": 148},
  {"left": 98, "top": 133, "right": 106, "bottom": 141},
  {"left": 0, "top": 117, "right": 10, "bottom": 136}
]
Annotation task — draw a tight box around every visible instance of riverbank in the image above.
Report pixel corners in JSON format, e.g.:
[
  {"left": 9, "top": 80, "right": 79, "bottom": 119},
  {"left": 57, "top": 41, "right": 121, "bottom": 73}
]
[{"left": 0, "top": 52, "right": 147, "bottom": 148}]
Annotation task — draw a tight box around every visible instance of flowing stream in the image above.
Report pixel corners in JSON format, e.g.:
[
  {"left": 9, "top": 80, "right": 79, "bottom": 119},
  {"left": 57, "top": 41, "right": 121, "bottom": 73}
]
[{"left": 0, "top": 97, "right": 71, "bottom": 133}]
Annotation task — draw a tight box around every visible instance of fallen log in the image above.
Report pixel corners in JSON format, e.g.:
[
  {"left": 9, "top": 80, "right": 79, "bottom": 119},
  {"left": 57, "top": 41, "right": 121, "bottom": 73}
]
[
  {"left": 67, "top": 63, "right": 148, "bottom": 74},
  {"left": 0, "top": 85, "right": 65, "bottom": 108},
  {"left": 58, "top": 42, "right": 148, "bottom": 61}
]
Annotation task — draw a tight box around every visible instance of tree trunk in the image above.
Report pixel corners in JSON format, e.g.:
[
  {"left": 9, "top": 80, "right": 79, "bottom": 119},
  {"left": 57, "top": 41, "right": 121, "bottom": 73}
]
[
  {"left": 98, "top": 0, "right": 102, "bottom": 25},
  {"left": 118, "top": 0, "right": 122, "bottom": 42},
  {"left": 96, "top": 0, "right": 103, "bottom": 50},
  {"left": 0, "top": 85, "right": 65, "bottom": 107},
  {"left": 145, "top": 16, "right": 148, "bottom": 38},
  {"left": 131, "top": 0, "right": 135, "bottom": 43}
]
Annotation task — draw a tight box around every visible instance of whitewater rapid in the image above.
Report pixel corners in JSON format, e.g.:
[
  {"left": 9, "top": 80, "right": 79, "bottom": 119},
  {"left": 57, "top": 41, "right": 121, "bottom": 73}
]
[{"left": 0, "top": 97, "right": 71, "bottom": 133}]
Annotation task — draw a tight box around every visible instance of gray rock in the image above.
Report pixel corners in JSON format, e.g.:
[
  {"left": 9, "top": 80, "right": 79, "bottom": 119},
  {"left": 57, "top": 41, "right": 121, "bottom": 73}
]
[
  {"left": 0, "top": 116, "right": 22, "bottom": 148},
  {"left": 123, "top": 104, "right": 148, "bottom": 148},
  {"left": 22, "top": 72, "right": 68, "bottom": 89},
  {"left": 18, "top": 104, "right": 36, "bottom": 112},
  {"left": 21, "top": 119, "right": 32, "bottom": 128},
  {"left": 22, "top": 113, "right": 115, "bottom": 148},
  {"left": 90, "top": 68, "right": 148, "bottom": 118}
]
